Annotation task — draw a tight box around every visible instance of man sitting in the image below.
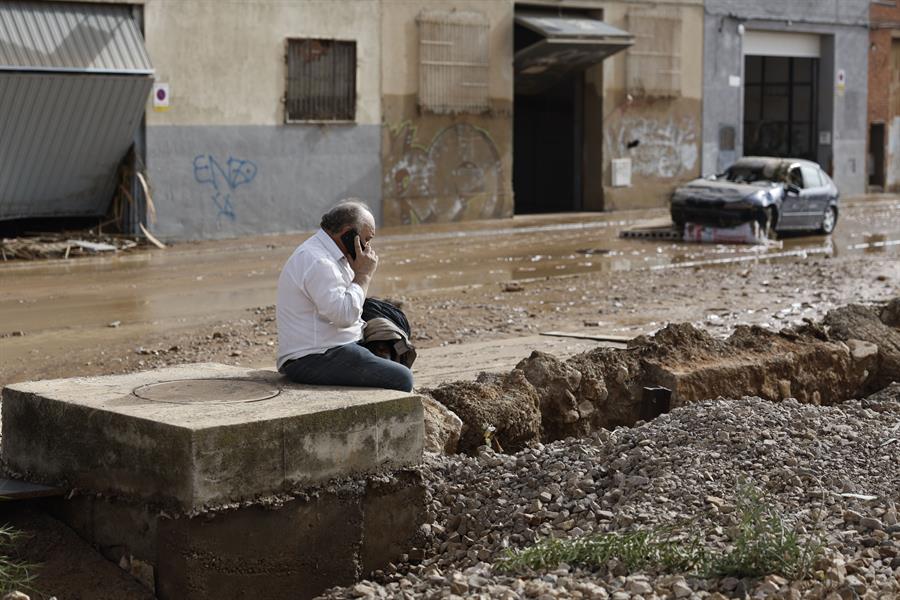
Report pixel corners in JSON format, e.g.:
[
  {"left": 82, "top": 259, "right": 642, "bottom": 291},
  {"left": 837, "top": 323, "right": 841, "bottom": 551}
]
[{"left": 276, "top": 200, "right": 414, "bottom": 392}]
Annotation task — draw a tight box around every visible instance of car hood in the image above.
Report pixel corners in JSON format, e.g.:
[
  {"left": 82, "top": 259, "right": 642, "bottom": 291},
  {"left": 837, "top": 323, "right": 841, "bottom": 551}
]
[{"left": 673, "top": 179, "right": 775, "bottom": 203}]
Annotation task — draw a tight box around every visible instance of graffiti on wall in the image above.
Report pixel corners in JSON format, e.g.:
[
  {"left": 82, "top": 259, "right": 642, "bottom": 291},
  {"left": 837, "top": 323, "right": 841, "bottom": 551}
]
[
  {"left": 192, "top": 155, "right": 258, "bottom": 222},
  {"left": 605, "top": 115, "right": 698, "bottom": 179},
  {"left": 383, "top": 122, "right": 510, "bottom": 224}
]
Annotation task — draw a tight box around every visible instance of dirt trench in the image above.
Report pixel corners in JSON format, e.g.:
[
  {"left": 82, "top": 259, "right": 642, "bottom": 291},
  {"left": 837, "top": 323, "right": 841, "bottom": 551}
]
[{"left": 424, "top": 298, "right": 900, "bottom": 454}]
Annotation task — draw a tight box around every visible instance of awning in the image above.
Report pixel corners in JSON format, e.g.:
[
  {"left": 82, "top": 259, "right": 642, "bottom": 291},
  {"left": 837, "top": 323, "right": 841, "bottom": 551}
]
[
  {"left": 0, "top": 2, "right": 153, "bottom": 221},
  {"left": 515, "top": 13, "right": 633, "bottom": 95}
]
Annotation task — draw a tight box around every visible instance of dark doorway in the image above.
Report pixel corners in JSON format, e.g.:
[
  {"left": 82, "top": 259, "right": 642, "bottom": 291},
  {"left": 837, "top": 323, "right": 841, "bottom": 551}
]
[
  {"left": 514, "top": 74, "right": 584, "bottom": 213},
  {"left": 743, "top": 55, "right": 818, "bottom": 160},
  {"left": 869, "top": 122, "right": 886, "bottom": 190}
]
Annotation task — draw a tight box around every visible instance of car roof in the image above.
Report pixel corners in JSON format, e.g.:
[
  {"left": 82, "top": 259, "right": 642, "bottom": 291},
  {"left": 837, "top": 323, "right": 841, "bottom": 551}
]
[{"left": 731, "top": 156, "right": 822, "bottom": 170}]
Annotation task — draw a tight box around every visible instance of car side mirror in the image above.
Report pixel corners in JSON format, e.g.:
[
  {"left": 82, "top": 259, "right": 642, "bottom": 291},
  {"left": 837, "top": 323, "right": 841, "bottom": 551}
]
[{"left": 786, "top": 184, "right": 800, "bottom": 195}]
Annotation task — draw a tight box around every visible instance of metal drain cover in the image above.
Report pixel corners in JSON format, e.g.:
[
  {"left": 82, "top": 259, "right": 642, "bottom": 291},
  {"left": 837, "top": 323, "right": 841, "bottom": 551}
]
[{"left": 133, "top": 378, "right": 281, "bottom": 405}]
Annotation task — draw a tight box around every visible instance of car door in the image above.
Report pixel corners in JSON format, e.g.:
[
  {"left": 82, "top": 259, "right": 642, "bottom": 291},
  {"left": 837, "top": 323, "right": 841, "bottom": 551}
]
[
  {"left": 779, "top": 165, "right": 806, "bottom": 229},
  {"left": 800, "top": 164, "right": 828, "bottom": 229}
]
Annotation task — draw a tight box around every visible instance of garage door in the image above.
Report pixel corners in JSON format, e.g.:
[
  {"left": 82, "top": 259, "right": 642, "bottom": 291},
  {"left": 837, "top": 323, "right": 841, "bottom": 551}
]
[{"left": 0, "top": 1, "right": 153, "bottom": 220}]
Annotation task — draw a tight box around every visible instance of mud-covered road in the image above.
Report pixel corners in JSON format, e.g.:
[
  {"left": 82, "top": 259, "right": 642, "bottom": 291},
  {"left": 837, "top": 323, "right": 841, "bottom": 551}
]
[{"left": 1, "top": 196, "right": 899, "bottom": 388}]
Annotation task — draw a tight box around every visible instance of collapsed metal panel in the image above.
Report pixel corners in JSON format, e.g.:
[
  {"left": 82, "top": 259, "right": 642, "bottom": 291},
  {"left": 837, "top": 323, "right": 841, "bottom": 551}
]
[
  {"left": 0, "top": 1, "right": 153, "bottom": 221},
  {"left": 0, "top": 1, "right": 152, "bottom": 73},
  {"left": 0, "top": 73, "right": 152, "bottom": 219}
]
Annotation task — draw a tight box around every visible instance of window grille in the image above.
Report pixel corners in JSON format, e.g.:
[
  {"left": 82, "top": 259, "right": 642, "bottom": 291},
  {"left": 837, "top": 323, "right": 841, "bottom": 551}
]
[
  {"left": 417, "top": 10, "right": 490, "bottom": 114},
  {"left": 286, "top": 39, "right": 356, "bottom": 122},
  {"left": 625, "top": 9, "right": 682, "bottom": 98}
]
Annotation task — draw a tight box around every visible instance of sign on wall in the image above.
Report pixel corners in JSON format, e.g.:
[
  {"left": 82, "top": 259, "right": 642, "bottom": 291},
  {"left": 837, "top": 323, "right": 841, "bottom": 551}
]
[{"left": 153, "top": 83, "right": 170, "bottom": 112}]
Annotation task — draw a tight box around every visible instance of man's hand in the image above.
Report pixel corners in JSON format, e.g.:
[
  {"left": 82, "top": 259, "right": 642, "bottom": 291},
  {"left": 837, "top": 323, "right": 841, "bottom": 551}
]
[{"left": 349, "top": 236, "right": 377, "bottom": 293}]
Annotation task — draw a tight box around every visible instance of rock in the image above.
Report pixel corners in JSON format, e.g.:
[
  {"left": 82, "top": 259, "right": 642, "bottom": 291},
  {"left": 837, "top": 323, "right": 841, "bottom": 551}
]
[
  {"left": 672, "top": 580, "right": 692, "bottom": 598},
  {"left": 845, "top": 574, "right": 867, "bottom": 594},
  {"left": 516, "top": 351, "right": 588, "bottom": 440},
  {"left": 351, "top": 583, "right": 375, "bottom": 597},
  {"left": 880, "top": 297, "right": 900, "bottom": 327},
  {"left": 421, "top": 396, "right": 463, "bottom": 454},
  {"left": 2, "top": 593, "right": 30, "bottom": 600},
  {"left": 426, "top": 370, "right": 541, "bottom": 453},
  {"left": 846, "top": 339, "right": 879, "bottom": 388},
  {"left": 753, "top": 580, "right": 779, "bottom": 597},
  {"left": 859, "top": 516, "right": 884, "bottom": 531},
  {"left": 824, "top": 304, "right": 900, "bottom": 391},
  {"left": 625, "top": 579, "right": 653, "bottom": 595},
  {"left": 843, "top": 509, "right": 863, "bottom": 524}
]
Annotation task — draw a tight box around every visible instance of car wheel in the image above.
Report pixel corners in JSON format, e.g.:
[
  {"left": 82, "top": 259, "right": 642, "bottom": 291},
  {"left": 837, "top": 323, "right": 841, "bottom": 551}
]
[
  {"left": 818, "top": 206, "right": 837, "bottom": 234},
  {"left": 760, "top": 207, "right": 777, "bottom": 240}
]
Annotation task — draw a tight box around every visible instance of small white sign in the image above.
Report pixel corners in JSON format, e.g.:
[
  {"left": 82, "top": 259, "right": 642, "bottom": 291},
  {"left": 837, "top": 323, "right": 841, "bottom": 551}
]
[
  {"left": 819, "top": 131, "right": 832, "bottom": 145},
  {"left": 836, "top": 69, "right": 846, "bottom": 96},
  {"left": 611, "top": 158, "right": 632, "bottom": 187},
  {"left": 152, "top": 82, "right": 170, "bottom": 112},
  {"left": 729, "top": 75, "right": 741, "bottom": 88}
]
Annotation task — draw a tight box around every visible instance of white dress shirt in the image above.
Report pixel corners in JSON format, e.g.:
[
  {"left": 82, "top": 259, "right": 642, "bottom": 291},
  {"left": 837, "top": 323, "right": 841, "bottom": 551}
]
[{"left": 276, "top": 228, "right": 365, "bottom": 369}]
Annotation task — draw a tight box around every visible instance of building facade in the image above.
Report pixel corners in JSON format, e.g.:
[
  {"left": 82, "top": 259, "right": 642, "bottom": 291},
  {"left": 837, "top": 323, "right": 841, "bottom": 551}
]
[
  {"left": 702, "top": 0, "right": 870, "bottom": 196},
  {"left": 868, "top": 0, "right": 900, "bottom": 191},
  {"left": 3, "top": 0, "right": 882, "bottom": 240}
]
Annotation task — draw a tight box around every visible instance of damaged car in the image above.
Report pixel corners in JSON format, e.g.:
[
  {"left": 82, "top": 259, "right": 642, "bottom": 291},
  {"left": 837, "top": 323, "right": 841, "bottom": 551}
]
[{"left": 670, "top": 157, "right": 839, "bottom": 236}]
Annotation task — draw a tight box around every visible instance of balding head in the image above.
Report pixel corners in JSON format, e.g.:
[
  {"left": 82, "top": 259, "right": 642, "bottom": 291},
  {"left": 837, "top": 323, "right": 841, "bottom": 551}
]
[{"left": 320, "top": 199, "right": 374, "bottom": 235}]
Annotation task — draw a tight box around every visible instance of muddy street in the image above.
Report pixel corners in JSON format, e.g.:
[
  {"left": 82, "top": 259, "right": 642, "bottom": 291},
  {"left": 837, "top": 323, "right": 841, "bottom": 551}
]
[{"left": 1, "top": 196, "right": 899, "bottom": 388}]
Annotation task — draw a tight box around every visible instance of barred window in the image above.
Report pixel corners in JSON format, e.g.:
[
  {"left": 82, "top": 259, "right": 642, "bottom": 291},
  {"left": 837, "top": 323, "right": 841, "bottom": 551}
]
[
  {"left": 286, "top": 39, "right": 356, "bottom": 122},
  {"left": 625, "top": 9, "right": 682, "bottom": 98},
  {"left": 417, "top": 10, "right": 490, "bottom": 114}
]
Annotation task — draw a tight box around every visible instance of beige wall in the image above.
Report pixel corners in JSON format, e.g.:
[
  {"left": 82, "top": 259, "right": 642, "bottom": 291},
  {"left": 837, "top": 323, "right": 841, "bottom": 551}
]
[
  {"left": 599, "top": 1, "right": 705, "bottom": 210},
  {"left": 380, "top": 0, "right": 515, "bottom": 225},
  {"left": 143, "top": 0, "right": 382, "bottom": 126},
  {"left": 380, "top": 0, "right": 513, "bottom": 101}
]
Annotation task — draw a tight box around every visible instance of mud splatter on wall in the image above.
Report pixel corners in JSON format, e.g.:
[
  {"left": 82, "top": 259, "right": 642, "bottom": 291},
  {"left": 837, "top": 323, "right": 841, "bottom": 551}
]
[
  {"left": 605, "top": 115, "right": 699, "bottom": 179},
  {"left": 383, "top": 121, "right": 511, "bottom": 225}
]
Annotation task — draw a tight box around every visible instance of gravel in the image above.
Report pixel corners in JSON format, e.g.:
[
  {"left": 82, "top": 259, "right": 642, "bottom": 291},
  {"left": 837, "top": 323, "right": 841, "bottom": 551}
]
[{"left": 319, "top": 387, "right": 900, "bottom": 599}]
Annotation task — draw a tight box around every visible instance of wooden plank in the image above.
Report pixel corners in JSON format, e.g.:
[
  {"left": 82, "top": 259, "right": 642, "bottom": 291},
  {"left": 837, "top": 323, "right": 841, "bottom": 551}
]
[
  {"left": 540, "top": 331, "right": 634, "bottom": 343},
  {"left": 0, "top": 478, "right": 64, "bottom": 500}
]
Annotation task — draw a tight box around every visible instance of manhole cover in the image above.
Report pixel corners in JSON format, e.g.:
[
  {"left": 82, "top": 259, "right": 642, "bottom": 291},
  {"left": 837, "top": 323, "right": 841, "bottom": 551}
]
[{"left": 132, "top": 378, "right": 281, "bottom": 405}]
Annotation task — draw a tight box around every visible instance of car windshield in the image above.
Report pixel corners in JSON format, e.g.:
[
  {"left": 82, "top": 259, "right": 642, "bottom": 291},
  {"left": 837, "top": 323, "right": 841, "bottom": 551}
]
[{"left": 723, "top": 164, "right": 779, "bottom": 184}]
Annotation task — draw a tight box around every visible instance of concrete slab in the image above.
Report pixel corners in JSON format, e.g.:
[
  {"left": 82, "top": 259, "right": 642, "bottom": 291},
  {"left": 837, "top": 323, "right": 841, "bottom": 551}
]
[{"left": 2, "top": 363, "right": 423, "bottom": 511}]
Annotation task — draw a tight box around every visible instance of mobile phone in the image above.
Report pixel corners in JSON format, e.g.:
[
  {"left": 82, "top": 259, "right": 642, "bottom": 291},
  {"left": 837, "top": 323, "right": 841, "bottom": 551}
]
[{"left": 340, "top": 229, "right": 360, "bottom": 260}]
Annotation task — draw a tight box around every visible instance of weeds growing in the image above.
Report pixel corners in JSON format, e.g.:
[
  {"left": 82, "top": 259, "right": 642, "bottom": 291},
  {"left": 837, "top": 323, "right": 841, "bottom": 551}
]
[
  {"left": 0, "top": 525, "right": 38, "bottom": 595},
  {"left": 496, "top": 483, "right": 822, "bottom": 582}
]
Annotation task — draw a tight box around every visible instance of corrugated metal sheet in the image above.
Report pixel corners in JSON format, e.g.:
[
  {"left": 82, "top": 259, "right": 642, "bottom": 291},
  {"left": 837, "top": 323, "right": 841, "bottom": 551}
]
[
  {"left": 0, "top": 72, "right": 152, "bottom": 219},
  {"left": 0, "top": 2, "right": 153, "bottom": 221},
  {"left": 0, "top": 1, "right": 152, "bottom": 74}
]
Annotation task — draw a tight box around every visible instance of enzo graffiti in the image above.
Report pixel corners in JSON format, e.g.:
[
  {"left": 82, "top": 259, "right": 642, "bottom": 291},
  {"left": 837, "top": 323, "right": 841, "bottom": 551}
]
[
  {"left": 384, "top": 122, "right": 510, "bottom": 224},
  {"left": 192, "top": 155, "right": 258, "bottom": 222}
]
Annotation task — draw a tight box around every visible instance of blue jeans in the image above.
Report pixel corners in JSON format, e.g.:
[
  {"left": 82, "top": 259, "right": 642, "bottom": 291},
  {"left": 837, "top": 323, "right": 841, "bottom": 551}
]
[{"left": 281, "top": 343, "right": 414, "bottom": 392}]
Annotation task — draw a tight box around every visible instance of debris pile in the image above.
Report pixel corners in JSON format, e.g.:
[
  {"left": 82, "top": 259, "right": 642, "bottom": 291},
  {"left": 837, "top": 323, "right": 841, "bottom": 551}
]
[
  {"left": 321, "top": 387, "right": 900, "bottom": 599},
  {"left": 0, "top": 234, "right": 142, "bottom": 260},
  {"left": 422, "top": 300, "right": 900, "bottom": 454}
]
